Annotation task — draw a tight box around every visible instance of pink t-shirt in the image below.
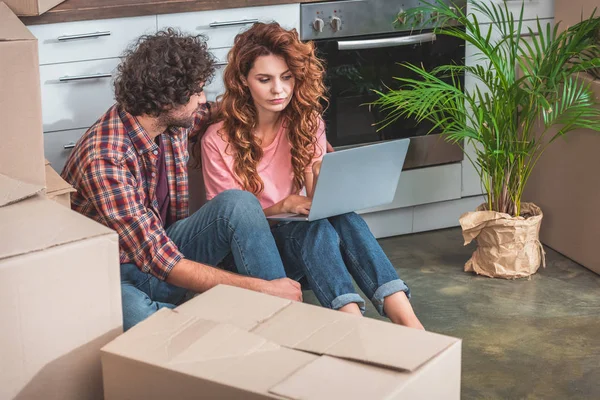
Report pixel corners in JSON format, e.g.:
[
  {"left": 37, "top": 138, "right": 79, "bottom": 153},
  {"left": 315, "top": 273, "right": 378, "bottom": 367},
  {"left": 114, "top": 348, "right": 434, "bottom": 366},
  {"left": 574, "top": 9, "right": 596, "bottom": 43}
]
[{"left": 201, "top": 120, "right": 326, "bottom": 208}]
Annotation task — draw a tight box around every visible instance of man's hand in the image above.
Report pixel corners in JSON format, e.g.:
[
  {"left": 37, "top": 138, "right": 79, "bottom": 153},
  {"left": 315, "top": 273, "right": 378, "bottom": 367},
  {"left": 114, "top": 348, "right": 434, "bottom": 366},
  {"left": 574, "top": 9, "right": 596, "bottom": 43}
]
[
  {"left": 259, "top": 278, "right": 303, "bottom": 301},
  {"left": 282, "top": 194, "right": 312, "bottom": 215}
]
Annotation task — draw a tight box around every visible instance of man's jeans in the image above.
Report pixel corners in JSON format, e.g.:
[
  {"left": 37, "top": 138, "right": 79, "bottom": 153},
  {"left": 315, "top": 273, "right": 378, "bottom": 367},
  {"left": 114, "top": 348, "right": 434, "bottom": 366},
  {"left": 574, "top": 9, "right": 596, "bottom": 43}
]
[
  {"left": 120, "top": 189, "right": 287, "bottom": 331},
  {"left": 270, "top": 212, "right": 410, "bottom": 316}
]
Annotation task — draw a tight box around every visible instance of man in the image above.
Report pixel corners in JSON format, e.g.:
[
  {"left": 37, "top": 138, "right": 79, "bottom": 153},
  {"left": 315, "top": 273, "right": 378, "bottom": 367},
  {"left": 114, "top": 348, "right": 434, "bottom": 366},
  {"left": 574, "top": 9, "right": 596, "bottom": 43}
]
[{"left": 62, "top": 29, "right": 301, "bottom": 331}]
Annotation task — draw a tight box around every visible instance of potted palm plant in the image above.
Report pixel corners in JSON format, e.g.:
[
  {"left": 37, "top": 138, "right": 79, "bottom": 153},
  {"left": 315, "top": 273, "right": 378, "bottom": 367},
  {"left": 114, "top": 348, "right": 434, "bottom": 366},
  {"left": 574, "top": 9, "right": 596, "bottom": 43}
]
[{"left": 373, "top": 0, "right": 600, "bottom": 279}]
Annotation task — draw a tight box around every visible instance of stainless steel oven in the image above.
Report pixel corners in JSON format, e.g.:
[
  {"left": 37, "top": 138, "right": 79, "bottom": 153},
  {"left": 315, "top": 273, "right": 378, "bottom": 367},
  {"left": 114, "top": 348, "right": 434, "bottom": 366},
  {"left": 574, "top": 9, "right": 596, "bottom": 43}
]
[{"left": 300, "top": 0, "right": 466, "bottom": 169}]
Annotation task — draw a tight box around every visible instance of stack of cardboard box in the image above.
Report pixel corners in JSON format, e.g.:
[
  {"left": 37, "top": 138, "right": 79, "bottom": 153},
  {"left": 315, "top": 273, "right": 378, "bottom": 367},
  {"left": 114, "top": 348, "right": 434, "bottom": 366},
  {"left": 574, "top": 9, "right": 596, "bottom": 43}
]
[{"left": 0, "top": 3, "right": 122, "bottom": 399}]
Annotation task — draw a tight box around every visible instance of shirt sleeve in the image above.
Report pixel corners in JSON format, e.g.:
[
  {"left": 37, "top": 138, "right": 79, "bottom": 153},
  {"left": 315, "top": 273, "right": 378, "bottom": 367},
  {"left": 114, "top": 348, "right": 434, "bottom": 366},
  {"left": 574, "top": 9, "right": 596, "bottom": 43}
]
[
  {"left": 201, "top": 129, "right": 243, "bottom": 200},
  {"left": 306, "top": 118, "right": 327, "bottom": 172},
  {"left": 79, "top": 157, "right": 183, "bottom": 281}
]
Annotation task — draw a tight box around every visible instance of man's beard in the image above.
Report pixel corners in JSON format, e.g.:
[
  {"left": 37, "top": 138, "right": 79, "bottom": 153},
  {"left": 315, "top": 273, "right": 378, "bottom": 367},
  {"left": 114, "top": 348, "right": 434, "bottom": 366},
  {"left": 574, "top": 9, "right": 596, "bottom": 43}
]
[{"left": 159, "top": 109, "right": 197, "bottom": 130}]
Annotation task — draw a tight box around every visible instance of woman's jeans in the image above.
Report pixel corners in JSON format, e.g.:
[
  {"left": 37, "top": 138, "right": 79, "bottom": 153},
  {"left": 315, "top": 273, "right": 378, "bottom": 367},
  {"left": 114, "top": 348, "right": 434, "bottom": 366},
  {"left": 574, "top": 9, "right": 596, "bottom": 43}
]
[
  {"left": 270, "top": 212, "right": 410, "bottom": 315},
  {"left": 120, "top": 190, "right": 288, "bottom": 331}
]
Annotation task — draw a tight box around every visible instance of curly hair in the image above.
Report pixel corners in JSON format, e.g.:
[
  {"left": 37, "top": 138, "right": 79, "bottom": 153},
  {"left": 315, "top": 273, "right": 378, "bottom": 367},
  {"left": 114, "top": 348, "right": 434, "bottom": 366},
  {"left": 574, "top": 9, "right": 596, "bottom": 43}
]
[
  {"left": 201, "top": 22, "right": 327, "bottom": 194},
  {"left": 114, "top": 28, "right": 215, "bottom": 117}
]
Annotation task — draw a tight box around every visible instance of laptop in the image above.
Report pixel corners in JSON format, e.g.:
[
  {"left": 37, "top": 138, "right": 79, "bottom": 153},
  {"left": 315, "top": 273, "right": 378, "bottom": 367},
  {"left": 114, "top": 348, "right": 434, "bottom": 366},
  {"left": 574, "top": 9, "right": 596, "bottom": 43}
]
[{"left": 267, "top": 138, "right": 410, "bottom": 222}]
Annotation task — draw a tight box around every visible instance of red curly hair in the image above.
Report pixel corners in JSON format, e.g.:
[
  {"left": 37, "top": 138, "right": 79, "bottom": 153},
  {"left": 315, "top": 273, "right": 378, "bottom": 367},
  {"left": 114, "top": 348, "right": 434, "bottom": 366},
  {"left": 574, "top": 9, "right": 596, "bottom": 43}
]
[{"left": 212, "top": 22, "right": 327, "bottom": 195}]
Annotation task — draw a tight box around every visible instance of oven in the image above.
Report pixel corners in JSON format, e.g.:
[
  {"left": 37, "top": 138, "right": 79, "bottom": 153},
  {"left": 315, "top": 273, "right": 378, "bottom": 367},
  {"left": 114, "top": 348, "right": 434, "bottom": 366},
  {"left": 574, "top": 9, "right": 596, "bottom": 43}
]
[{"left": 300, "top": 0, "right": 466, "bottom": 169}]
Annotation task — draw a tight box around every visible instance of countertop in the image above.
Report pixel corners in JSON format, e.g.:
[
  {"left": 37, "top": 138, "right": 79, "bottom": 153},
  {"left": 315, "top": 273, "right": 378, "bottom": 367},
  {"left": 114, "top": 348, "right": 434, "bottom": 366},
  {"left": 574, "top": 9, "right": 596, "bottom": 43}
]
[{"left": 21, "top": 0, "right": 322, "bottom": 25}]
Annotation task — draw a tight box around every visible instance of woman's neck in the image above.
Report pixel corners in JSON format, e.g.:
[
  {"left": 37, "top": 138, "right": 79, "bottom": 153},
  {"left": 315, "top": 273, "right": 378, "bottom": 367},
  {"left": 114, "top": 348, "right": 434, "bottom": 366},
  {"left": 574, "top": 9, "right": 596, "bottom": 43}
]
[{"left": 254, "top": 110, "right": 282, "bottom": 145}]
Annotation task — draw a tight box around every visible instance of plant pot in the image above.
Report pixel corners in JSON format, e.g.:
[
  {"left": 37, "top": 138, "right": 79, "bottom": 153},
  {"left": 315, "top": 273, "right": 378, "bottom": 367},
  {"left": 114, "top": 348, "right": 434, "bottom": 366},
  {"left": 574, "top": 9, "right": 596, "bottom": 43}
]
[{"left": 459, "top": 202, "right": 546, "bottom": 279}]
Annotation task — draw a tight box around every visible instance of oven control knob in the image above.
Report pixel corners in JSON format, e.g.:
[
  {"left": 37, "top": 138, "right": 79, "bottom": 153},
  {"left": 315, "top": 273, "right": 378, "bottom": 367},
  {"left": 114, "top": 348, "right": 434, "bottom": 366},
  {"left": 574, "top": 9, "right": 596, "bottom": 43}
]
[
  {"left": 312, "top": 17, "right": 325, "bottom": 32},
  {"left": 396, "top": 9, "right": 407, "bottom": 25},
  {"left": 330, "top": 16, "right": 342, "bottom": 32}
]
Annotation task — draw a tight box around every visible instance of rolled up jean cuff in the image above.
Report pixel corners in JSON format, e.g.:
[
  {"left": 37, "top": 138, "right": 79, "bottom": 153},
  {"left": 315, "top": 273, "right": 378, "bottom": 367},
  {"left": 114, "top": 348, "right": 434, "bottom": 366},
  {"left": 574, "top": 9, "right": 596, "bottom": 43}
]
[
  {"left": 371, "top": 279, "right": 411, "bottom": 317},
  {"left": 331, "top": 293, "right": 366, "bottom": 314}
]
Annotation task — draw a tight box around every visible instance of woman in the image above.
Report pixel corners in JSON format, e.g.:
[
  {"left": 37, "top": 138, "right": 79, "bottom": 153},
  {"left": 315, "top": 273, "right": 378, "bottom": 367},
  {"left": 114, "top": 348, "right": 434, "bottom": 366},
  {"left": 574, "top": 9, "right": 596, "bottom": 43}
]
[{"left": 198, "top": 22, "right": 424, "bottom": 329}]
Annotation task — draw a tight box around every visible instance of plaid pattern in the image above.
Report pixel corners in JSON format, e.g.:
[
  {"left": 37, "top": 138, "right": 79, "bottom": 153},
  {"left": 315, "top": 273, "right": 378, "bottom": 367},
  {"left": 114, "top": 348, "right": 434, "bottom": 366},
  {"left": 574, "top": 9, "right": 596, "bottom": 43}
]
[{"left": 62, "top": 104, "right": 209, "bottom": 280}]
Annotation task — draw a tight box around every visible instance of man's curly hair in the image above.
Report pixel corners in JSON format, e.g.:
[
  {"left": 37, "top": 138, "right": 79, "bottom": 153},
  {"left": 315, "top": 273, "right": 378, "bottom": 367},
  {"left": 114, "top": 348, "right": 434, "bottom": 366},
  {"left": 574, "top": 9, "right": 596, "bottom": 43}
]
[{"left": 114, "top": 28, "right": 215, "bottom": 117}]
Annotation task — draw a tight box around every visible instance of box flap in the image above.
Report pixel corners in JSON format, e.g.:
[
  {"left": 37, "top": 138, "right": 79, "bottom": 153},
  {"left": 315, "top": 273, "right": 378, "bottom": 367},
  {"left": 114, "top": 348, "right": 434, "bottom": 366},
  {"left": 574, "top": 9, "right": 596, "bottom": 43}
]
[
  {"left": 252, "top": 301, "right": 459, "bottom": 372},
  {"left": 103, "top": 308, "right": 317, "bottom": 396},
  {"left": 178, "top": 286, "right": 459, "bottom": 372},
  {"left": 45, "top": 163, "right": 75, "bottom": 197},
  {"left": 0, "top": 195, "right": 115, "bottom": 260},
  {"left": 0, "top": 173, "right": 44, "bottom": 207},
  {"left": 175, "top": 284, "right": 292, "bottom": 331},
  {"left": 0, "top": 2, "right": 36, "bottom": 41},
  {"left": 269, "top": 355, "right": 409, "bottom": 400}
]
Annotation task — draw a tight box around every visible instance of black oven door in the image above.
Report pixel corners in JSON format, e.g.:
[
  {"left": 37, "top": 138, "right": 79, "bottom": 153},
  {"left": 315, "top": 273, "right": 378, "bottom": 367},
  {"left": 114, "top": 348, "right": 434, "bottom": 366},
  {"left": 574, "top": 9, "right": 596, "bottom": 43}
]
[{"left": 317, "top": 29, "right": 465, "bottom": 169}]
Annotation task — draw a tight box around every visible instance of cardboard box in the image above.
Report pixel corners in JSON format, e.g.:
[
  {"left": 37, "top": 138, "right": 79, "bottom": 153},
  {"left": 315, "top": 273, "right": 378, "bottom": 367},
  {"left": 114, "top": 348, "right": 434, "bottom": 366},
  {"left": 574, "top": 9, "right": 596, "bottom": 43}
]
[
  {"left": 0, "top": 2, "right": 45, "bottom": 186},
  {"left": 45, "top": 159, "right": 75, "bottom": 208},
  {"left": 2, "top": 0, "right": 66, "bottom": 16},
  {"left": 0, "top": 182, "right": 123, "bottom": 399},
  {"left": 102, "top": 285, "right": 462, "bottom": 400},
  {"left": 525, "top": 74, "right": 600, "bottom": 275}
]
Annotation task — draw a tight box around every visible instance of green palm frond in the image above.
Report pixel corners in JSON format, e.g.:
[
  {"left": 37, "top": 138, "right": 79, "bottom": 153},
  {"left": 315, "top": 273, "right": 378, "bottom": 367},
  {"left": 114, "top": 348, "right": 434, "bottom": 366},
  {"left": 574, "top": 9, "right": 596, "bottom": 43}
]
[{"left": 372, "top": 0, "right": 600, "bottom": 216}]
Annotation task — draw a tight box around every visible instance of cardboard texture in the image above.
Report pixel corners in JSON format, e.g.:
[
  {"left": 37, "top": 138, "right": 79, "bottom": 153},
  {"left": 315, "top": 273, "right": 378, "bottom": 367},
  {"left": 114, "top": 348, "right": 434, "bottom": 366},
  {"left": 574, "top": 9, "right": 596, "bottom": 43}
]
[
  {"left": 525, "top": 74, "right": 600, "bottom": 275},
  {"left": 460, "top": 202, "right": 546, "bottom": 279},
  {"left": 45, "top": 159, "right": 75, "bottom": 208},
  {"left": 0, "top": 195, "right": 123, "bottom": 399},
  {"left": 2, "top": 0, "right": 66, "bottom": 16},
  {"left": 0, "top": 2, "right": 45, "bottom": 186},
  {"left": 102, "top": 285, "right": 462, "bottom": 400}
]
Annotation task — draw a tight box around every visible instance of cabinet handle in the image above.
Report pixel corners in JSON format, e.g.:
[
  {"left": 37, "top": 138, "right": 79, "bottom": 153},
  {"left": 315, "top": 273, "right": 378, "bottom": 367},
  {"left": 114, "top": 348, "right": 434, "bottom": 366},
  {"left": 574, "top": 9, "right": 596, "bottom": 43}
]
[
  {"left": 63, "top": 142, "right": 76, "bottom": 149},
  {"left": 58, "top": 31, "right": 111, "bottom": 41},
  {"left": 215, "top": 61, "right": 228, "bottom": 67},
  {"left": 59, "top": 73, "right": 112, "bottom": 82},
  {"left": 209, "top": 19, "right": 259, "bottom": 28}
]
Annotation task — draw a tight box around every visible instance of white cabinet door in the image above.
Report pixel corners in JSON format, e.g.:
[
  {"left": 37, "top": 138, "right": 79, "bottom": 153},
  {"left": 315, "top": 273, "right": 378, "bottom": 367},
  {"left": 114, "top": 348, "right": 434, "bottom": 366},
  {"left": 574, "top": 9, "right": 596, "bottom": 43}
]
[
  {"left": 28, "top": 16, "right": 157, "bottom": 65},
  {"left": 40, "top": 58, "right": 119, "bottom": 132},
  {"left": 468, "top": 0, "right": 554, "bottom": 24},
  {"left": 158, "top": 4, "right": 300, "bottom": 49},
  {"left": 44, "top": 128, "right": 88, "bottom": 172}
]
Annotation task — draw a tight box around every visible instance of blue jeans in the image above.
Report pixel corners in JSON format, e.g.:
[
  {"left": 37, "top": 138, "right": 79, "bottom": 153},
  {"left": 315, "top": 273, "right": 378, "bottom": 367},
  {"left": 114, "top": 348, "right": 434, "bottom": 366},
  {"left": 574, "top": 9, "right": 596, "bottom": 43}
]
[
  {"left": 120, "top": 190, "right": 287, "bottom": 331},
  {"left": 271, "top": 212, "right": 410, "bottom": 316}
]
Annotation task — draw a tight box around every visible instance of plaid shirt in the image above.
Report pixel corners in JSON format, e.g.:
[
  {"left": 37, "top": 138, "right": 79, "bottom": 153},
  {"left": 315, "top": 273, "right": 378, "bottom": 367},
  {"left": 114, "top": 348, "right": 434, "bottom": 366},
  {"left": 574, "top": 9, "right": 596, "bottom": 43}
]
[{"left": 62, "top": 104, "right": 209, "bottom": 280}]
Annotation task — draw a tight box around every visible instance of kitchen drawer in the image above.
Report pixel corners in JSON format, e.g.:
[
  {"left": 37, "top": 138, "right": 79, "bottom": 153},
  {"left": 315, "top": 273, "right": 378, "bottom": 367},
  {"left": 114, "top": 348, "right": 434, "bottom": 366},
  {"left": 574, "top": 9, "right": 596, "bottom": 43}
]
[
  {"left": 358, "top": 163, "right": 463, "bottom": 213},
  {"left": 468, "top": 0, "right": 554, "bottom": 23},
  {"left": 44, "top": 128, "right": 88, "bottom": 173},
  {"left": 27, "top": 15, "right": 156, "bottom": 65},
  {"left": 158, "top": 4, "right": 300, "bottom": 49},
  {"left": 40, "top": 58, "right": 119, "bottom": 132}
]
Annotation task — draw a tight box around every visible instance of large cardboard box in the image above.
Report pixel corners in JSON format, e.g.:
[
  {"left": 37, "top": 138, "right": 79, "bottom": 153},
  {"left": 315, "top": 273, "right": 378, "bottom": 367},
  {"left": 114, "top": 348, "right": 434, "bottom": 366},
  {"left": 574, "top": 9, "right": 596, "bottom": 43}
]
[
  {"left": 45, "top": 159, "right": 76, "bottom": 208},
  {"left": 2, "top": 0, "right": 66, "bottom": 16},
  {"left": 525, "top": 75, "right": 600, "bottom": 275},
  {"left": 0, "top": 2, "right": 45, "bottom": 186},
  {"left": 0, "top": 189, "right": 123, "bottom": 399},
  {"left": 524, "top": 0, "right": 600, "bottom": 275},
  {"left": 102, "top": 285, "right": 462, "bottom": 400}
]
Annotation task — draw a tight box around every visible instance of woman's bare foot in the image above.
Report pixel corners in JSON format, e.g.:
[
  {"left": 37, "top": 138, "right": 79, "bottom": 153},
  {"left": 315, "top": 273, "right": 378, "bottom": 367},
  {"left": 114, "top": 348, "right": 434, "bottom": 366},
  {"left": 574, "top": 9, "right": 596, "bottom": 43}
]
[{"left": 383, "top": 291, "right": 425, "bottom": 330}]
